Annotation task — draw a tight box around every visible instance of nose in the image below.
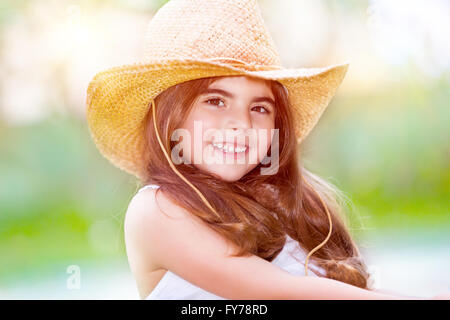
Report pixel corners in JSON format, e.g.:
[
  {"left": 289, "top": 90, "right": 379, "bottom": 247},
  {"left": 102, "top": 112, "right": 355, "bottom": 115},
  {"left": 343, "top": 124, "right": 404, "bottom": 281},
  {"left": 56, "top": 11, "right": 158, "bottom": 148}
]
[{"left": 225, "top": 108, "right": 252, "bottom": 132}]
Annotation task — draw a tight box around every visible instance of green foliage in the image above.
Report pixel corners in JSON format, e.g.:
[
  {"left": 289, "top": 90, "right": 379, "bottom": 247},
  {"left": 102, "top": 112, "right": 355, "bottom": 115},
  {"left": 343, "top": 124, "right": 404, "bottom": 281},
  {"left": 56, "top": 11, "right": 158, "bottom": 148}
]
[
  {"left": 302, "top": 78, "right": 450, "bottom": 236},
  {"left": 0, "top": 114, "right": 137, "bottom": 284}
]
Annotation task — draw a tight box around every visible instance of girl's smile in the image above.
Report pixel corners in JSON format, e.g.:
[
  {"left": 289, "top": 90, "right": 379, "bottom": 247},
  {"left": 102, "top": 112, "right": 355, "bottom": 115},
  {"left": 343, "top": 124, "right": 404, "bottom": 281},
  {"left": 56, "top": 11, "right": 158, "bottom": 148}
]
[{"left": 210, "top": 140, "right": 249, "bottom": 161}]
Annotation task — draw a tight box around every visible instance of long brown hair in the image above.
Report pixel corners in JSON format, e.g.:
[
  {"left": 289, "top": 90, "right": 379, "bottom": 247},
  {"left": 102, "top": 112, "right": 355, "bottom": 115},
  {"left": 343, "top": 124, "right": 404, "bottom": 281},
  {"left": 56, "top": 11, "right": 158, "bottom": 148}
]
[{"left": 140, "top": 75, "right": 373, "bottom": 290}]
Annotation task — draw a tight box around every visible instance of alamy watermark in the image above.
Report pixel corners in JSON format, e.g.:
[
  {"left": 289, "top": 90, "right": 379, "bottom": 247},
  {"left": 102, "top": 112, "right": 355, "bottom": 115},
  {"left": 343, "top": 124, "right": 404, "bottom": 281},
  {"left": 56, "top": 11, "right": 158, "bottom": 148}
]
[{"left": 66, "top": 264, "right": 81, "bottom": 290}]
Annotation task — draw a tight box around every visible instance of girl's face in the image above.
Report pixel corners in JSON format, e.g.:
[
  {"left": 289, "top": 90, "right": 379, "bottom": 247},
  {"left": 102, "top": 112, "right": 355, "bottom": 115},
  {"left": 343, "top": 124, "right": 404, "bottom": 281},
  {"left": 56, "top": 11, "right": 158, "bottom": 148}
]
[{"left": 178, "top": 76, "right": 276, "bottom": 182}]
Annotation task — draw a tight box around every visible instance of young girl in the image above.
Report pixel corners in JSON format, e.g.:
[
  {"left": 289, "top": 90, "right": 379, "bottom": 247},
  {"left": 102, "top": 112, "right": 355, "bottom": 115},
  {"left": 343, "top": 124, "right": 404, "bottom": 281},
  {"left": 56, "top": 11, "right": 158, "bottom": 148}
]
[{"left": 86, "top": 0, "right": 443, "bottom": 299}]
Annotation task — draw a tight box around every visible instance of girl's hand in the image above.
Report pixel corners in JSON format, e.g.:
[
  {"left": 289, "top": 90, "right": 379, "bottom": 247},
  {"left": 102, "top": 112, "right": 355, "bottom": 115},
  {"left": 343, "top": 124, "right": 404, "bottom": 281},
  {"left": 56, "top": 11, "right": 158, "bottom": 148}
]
[{"left": 431, "top": 292, "right": 450, "bottom": 300}]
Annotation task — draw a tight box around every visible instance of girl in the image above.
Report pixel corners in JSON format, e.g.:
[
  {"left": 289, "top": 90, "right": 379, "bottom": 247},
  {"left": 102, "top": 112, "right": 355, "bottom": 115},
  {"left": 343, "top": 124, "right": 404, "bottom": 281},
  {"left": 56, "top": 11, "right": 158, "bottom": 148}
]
[{"left": 86, "top": 0, "right": 443, "bottom": 299}]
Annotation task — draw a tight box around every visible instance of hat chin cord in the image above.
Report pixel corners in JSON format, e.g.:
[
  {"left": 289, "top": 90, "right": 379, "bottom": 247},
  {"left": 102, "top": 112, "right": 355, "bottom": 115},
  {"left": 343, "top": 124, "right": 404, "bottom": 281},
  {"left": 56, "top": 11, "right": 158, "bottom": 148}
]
[{"left": 151, "top": 98, "right": 332, "bottom": 278}]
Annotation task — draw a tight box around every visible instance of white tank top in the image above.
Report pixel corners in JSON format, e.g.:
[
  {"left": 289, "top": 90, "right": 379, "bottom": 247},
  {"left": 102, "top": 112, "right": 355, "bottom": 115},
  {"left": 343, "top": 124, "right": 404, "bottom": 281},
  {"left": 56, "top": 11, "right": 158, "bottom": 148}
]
[{"left": 136, "top": 184, "right": 326, "bottom": 300}]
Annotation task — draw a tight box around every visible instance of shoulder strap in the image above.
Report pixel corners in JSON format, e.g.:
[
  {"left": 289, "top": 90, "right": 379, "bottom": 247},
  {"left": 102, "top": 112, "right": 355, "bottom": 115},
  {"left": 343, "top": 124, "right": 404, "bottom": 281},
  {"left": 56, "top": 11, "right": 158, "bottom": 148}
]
[{"left": 137, "top": 184, "right": 160, "bottom": 193}]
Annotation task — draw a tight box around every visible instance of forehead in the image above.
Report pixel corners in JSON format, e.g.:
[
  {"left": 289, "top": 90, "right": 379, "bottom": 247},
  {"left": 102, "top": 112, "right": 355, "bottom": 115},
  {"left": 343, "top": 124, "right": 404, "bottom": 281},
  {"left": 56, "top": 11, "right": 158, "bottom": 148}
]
[{"left": 208, "top": 76, "right": 274, "bottom": 97}]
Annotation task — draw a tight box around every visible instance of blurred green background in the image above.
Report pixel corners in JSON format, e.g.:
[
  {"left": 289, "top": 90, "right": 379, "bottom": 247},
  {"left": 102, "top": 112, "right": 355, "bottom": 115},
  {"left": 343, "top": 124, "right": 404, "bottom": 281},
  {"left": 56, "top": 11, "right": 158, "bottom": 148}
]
[{"left": 0, "top": 0, "right": 449, "bottom": 299}]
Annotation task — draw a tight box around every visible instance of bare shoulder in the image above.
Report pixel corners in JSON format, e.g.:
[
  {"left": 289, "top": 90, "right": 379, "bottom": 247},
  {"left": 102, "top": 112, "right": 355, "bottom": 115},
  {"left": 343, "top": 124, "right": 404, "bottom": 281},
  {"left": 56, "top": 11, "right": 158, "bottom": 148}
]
[
  {"left": 124, "top": 187, "right": 230, "bottom": 271},
  {"left": 125, "top": 186, "right": 209, "bottom": 233}
]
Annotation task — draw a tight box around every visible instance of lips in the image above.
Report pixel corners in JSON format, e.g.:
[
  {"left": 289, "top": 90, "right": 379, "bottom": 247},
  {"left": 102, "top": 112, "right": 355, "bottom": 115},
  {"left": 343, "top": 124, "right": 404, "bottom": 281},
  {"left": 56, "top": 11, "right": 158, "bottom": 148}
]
[
  {"left": 211, "top": 138, "right": 249, "bottom": 153},
  {"left": 212, "top": 142, "right": 247, "bottom": 153},
  {"left": 212, "top": 138, "right": 249, "bottom": 149}
]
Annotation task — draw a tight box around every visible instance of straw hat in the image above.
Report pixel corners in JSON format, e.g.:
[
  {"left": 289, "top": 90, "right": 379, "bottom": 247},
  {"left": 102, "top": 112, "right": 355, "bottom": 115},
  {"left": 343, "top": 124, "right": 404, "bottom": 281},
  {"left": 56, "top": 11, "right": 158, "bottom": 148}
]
[{"left": 86, "top": 0, "right": 349, "bottom": 180}]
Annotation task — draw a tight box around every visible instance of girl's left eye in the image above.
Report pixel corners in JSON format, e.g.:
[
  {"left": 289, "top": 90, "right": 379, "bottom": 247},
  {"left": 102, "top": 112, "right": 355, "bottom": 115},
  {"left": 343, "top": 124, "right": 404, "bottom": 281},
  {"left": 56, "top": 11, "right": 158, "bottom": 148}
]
[{"left": 252, "top": 106, "right": 270, "bottom": 114}]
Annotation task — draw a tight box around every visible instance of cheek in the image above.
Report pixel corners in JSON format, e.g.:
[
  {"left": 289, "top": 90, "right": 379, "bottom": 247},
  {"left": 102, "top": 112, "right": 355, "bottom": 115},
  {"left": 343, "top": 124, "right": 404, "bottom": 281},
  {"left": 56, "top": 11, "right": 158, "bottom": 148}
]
[
  {"left": 178, "top": 110, "right": 220, "bottom": 155},
  {"left": 253, "top": 119, "right": 276, "bottom": 162},
  {"left": 257, "top": 117, "right": 275, "bottom": 144},
  {"left": 262, "top": 127, "right": 275, "bottom": 160}
]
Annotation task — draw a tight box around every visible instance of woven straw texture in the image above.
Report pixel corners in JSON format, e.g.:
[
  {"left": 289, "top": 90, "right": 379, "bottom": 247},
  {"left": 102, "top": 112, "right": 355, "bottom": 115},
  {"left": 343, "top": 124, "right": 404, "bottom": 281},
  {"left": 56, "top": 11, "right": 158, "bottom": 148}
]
[{"left": 86, "top": 0, "right": 349, "bottom": 180}]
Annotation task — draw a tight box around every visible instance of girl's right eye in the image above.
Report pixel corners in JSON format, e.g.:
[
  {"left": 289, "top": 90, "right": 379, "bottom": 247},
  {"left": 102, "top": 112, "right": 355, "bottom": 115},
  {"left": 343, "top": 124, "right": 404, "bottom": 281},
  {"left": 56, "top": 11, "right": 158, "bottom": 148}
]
[{"left": 205, "top": 98, "right": 225, "bottom": 108}]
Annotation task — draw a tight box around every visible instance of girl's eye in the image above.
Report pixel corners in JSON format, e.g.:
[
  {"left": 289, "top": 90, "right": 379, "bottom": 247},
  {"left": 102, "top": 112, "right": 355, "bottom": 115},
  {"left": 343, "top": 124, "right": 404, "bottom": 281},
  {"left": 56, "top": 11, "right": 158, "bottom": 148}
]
[
  {"left": 205, "top": 98, "right": 225, "bottom": 107},
  {"left": 252, "top": 106, "right": 270, "bottom": 114}
]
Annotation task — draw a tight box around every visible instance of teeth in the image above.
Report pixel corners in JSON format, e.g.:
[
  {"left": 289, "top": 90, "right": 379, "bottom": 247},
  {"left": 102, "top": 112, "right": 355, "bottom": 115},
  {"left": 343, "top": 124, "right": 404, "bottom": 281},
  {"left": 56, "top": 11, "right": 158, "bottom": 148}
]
[{"left": 212, "top": 142, "right": 247, "bottom": 153}]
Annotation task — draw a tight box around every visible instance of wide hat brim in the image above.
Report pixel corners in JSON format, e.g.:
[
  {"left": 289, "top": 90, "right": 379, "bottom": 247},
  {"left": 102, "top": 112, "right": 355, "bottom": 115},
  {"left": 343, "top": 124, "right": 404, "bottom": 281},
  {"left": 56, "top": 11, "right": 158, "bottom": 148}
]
[{"left": 86, "top": 58, "right": 349, "bottom": 180}]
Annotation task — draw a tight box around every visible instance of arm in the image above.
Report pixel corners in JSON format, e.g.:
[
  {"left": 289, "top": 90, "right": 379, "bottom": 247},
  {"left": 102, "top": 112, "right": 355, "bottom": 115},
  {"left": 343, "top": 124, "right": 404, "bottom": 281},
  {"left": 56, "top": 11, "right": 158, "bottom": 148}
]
[
  {"left": 284, "top": 278, "right": 426, "bottom": 300},
  {"left": 125, "top": 188, "right": 426, "bottom": 300},
  {"left": 372, "top": 288, "right": 428, "bottom": 300}
]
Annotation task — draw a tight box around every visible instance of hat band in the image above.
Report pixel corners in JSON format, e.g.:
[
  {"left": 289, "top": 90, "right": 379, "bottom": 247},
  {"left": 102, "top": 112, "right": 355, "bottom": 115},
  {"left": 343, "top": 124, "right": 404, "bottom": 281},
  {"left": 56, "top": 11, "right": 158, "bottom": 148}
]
[{"left": 206, "top": 56, "right": 283, "bottom": 71}]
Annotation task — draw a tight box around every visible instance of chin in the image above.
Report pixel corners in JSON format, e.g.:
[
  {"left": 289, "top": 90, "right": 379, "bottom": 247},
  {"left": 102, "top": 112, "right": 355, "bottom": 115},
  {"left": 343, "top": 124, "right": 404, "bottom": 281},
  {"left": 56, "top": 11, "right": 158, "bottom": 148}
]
[
  {"left": 200, "top": 165, "right": 250, "bottom": 182},
  {"left": 215, "top": 173, "right": 245, "bottom": 182}
]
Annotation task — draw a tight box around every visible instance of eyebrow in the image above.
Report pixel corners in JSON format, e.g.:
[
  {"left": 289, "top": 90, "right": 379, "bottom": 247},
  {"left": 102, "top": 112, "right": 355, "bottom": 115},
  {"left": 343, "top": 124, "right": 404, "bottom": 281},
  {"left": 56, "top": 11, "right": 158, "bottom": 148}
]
[{"left": 200, "top": 88, "right": 276, "bottom": 108}]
